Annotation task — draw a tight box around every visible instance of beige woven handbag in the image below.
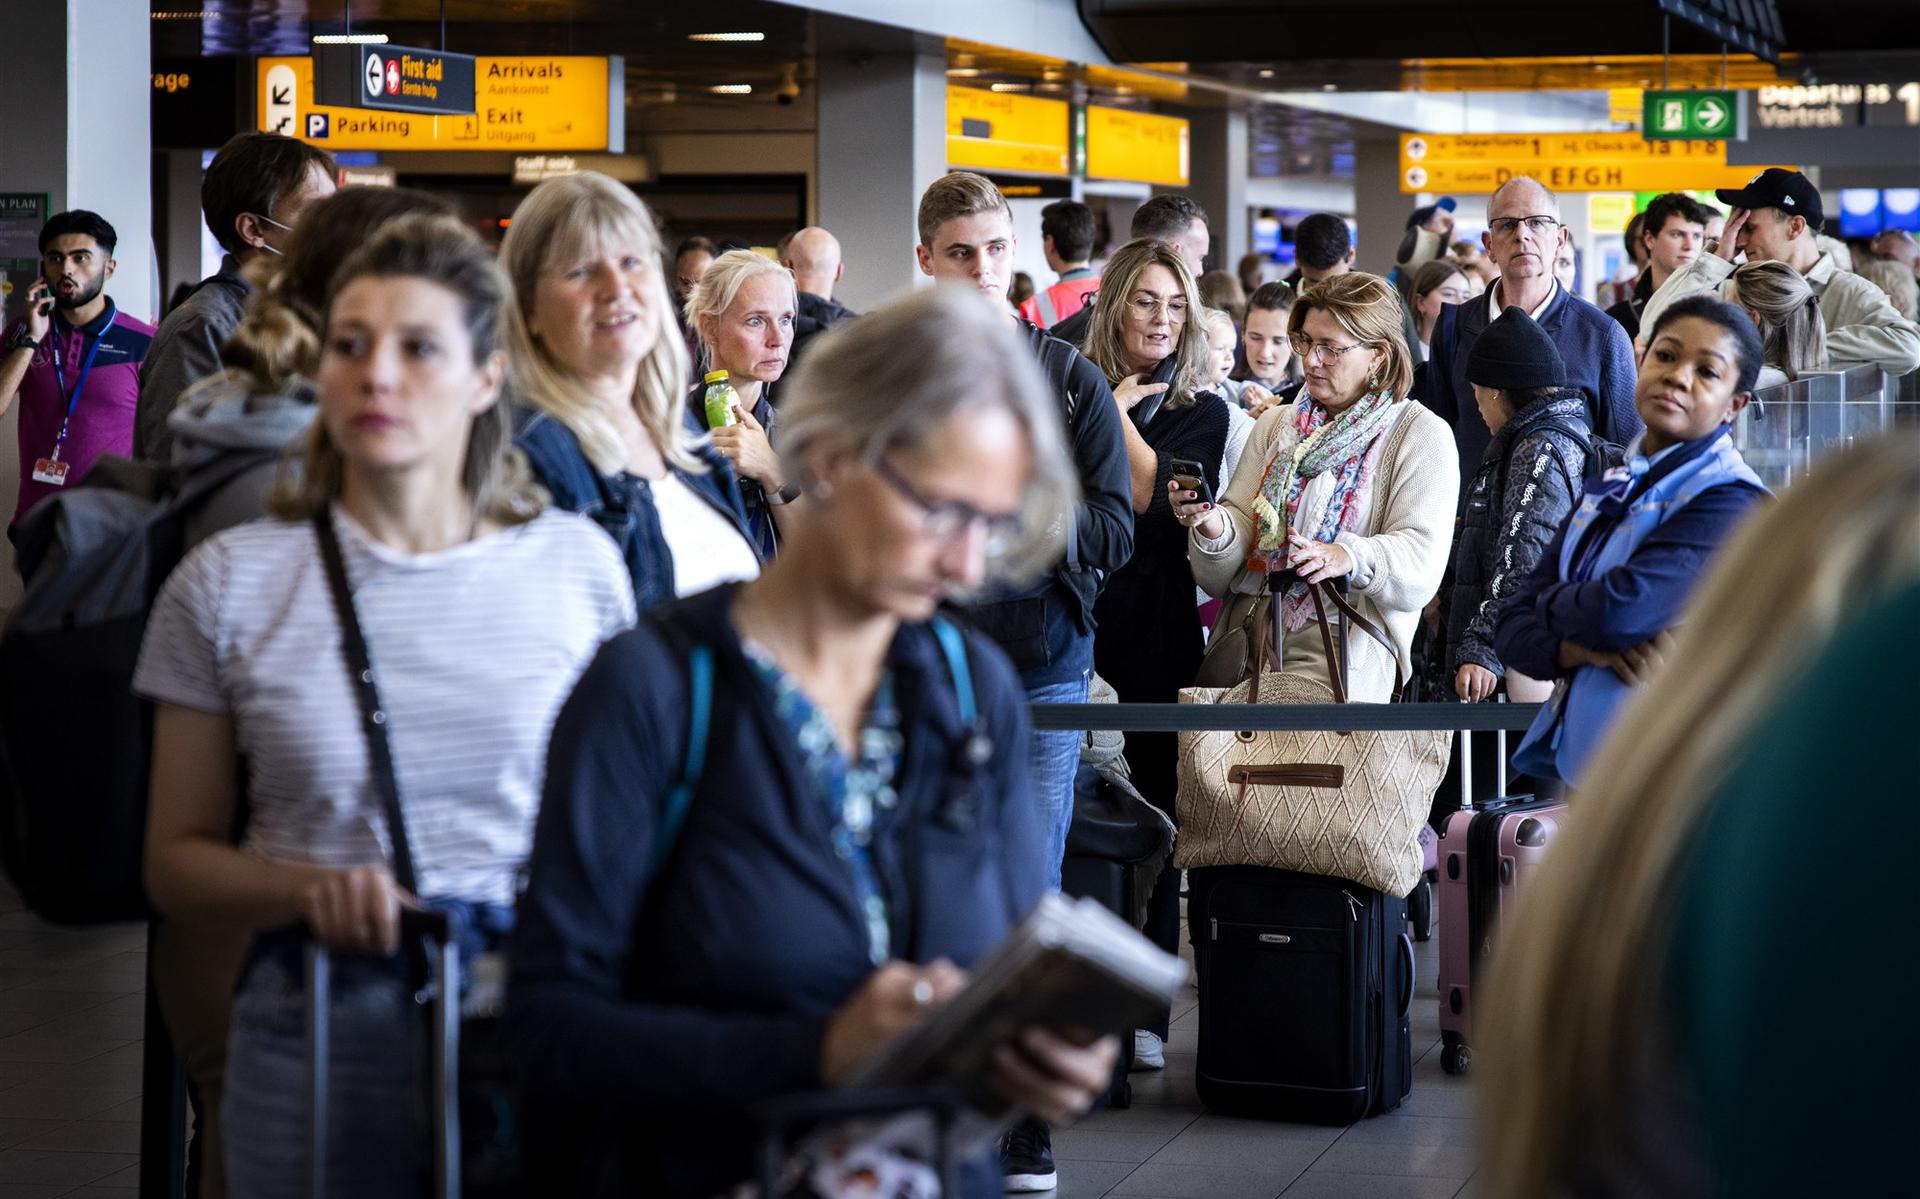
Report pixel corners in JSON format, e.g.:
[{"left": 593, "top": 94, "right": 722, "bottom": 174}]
[{"left": 1174, "top": 580, "right": 1450, "bottom": 897}]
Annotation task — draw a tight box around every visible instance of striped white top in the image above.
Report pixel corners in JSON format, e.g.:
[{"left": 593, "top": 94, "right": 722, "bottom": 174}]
[{"left": 134, "top": 507, "right": 636, "bottom": 905}]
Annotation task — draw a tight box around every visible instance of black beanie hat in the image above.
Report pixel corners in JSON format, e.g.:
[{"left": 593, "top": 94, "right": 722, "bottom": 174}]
[{"left": 1467, "top": 307, "right": 1567, "bottom": 392}]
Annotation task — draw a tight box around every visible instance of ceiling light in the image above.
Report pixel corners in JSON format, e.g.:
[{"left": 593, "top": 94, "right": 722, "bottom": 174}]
[
  {"left": 990, "top": 82, "right": 1029, "bottom": 92},
  {"left": 709, "top": 84, "right": 753, "bottom": 95},
  {"left": 151, "top": 11, "right": 217, "bottom": 18},
  {"left": 313, "top": 33, "right": 390, "bottom": 44},
  {"left": 689, "top": 32, "right": 766, "bottom": 42},
  {"left": 1258, "top": 68, "right": 1275, "bottom": 78},
  {"left": 1321, "top": 84, "right": 1338, "bottom": 92},
  {"left": 948, "top": 68, "right": 982, "bottom": 77}
]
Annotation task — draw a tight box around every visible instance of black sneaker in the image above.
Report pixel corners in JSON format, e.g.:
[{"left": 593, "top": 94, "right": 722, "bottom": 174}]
[{"left": 1000, "top": 1116, "right": 1056, "bottom": 1192}]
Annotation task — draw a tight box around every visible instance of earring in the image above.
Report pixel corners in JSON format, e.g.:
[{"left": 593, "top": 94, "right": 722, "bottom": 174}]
[
  {"left": 812, "top": 480, "right": 833, "bottom": 501},
  {"left": 1368, "top": 370, "right": 1381, "bottom": 391}
]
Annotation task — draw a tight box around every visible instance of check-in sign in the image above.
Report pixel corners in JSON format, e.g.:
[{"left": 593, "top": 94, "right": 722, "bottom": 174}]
[{"left": 315, "top": 44, "right": 476, "bottom": 116}]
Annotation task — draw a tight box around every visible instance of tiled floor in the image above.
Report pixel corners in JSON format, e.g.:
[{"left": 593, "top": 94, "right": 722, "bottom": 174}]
[
  {"left": 0, "top": 884, "right": 148, "bottom": 1198},
  {"left": 1054, "top": 914, "right": 1481, "bottom": 1199},
  {"left": 0, "top": 882, "right": 1481, "bottom": 1198}
]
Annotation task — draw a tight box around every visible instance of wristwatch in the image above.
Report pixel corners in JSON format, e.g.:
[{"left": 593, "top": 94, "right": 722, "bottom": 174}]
[
  {"left": 4, "top": 324, "right": 39, "bottom": 353},
  {"left": 765, "top": 482, "right": 804, "bottom": 506}
]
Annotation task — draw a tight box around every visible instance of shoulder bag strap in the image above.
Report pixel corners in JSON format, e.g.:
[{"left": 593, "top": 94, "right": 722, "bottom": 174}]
[
  {"left": 650, "top": 642, "right": 714, "bottom": 879},
  {"left": 313, "top": 510, "right": 419, "bottom": 895},
  {"left": 929, "top": 617, "right": 977, "bottom": 726}
]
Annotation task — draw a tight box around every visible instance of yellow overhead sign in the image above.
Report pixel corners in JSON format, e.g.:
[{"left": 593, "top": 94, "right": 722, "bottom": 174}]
[
  {"left": 1399, "top": 132, "right": 1792, "bottom": 194},
  {"left": 1086, "top": 105, "right": 1189, "bottom": 187},
  {"left": 258, "top": 55, "right": 614, "bottom": 152},
  {"left": 946, "top": 87, "right": 1070, "bottom": 176}
]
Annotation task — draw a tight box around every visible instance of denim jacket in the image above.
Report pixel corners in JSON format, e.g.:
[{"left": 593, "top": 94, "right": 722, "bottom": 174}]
[{"left": 513, "top": 406, "right": 758, "bottom": 612}]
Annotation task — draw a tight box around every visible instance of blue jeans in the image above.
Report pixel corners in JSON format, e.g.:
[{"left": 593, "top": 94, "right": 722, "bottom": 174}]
[
  {"left": 223, "top": 943, "right": 428, "bottom": 1198},
  {"left": 1025, "top": 672, "right": 1089, "bottom": 889}
]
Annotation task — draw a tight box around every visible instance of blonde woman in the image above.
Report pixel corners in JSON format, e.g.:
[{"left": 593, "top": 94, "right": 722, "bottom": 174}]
[
  {"left": 1726, "top": 259, "right": 1828, "bottom": 383},
  {"left": 137, "top": 215, "right": 635, "bottom": 1194},
  {"left": 502, "top": 171, "right": 760, "bottom": 610},
  {"left": 684, "top": 248, "right": 799, "bottom": 558},
  {"left": 1174, "top": 272, "right": 1459, "bottom": 703},
  {"left": 1479, "top": 433, "right": 1920, "bottom": 1198}
]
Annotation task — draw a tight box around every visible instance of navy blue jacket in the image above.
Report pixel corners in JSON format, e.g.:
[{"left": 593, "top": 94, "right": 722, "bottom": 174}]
[
  {"left": 682, "top": 383, "right": 780, "bottom": 560},
  {"left": 1421, "top": 287, "right": 1641, "bottom": 501},
  {"left": 509, "top": 585, "right": 1047, "bottom": 1198},
  {"left": 514, "top": 406, "right": 758, "bottom": 612},
  {"left": 1492, "top": 428, "right": 1766, "bottom": 680}
]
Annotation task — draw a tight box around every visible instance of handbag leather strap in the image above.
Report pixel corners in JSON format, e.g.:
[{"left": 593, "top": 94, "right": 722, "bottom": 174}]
[
  {"left": 1251, "top": 573, "right": 1407, "bottom": 703},
  {"left": 314, "top": 510, "right": 420, "bottom": 896}
]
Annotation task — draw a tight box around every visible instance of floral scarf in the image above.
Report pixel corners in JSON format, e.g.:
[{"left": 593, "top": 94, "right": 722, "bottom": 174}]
[{"left": 1247, "top": 392, "right": 1399, "bottom": 630}]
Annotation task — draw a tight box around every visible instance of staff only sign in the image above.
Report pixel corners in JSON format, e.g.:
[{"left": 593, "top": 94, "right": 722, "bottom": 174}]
[{"left": 315, "top": 43, "right": 476, "bottom": 117}]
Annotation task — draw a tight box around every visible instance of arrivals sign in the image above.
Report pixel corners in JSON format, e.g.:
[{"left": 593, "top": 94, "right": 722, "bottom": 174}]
[
  {"left": 1085, "top": 105, "right": 1190, "bottom": 187},
  {"left": 1643, "top": 89, "right": 1745, "bottom": 141},
  {"left": 1399, "top": 133, "right": 1791, "bottom": 194},
  {"left": 314, "top": 44, "right": 476, "bottom": 116},
  {"left": 259, "top": 56, "right": 619, "bottom": 152},
  {"left": 946, "top": 87, "right": 1070, "bottom": 176}
]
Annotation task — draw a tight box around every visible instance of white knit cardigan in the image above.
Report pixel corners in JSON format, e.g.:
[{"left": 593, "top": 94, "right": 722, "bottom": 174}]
[{"left": 1189, "top": 398, "right": 1461, "bottom": 702}]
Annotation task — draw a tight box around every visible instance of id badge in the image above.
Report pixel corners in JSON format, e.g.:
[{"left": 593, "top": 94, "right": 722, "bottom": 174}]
[{"left": 30, "top": 458, "right": 69, "bottom": 486}]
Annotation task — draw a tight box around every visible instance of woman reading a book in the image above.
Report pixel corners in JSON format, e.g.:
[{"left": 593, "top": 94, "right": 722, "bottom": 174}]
[{"left": 509, "top": 287, "right": 1120, "bottom": 1197}]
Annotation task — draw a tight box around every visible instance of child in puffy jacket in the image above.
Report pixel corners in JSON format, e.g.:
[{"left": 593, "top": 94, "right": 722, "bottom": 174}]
[{"left": 1443, "top": 307, "right": 1592, "bottom": 704}]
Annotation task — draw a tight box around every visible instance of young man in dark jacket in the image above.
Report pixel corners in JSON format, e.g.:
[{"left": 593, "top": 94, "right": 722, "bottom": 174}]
[
  {"left": 914, "top": 170, "right": 1133, "bottom": 1194},
  {"left": 1443, "top": 308, "right": 1592, "bottom": 703}
]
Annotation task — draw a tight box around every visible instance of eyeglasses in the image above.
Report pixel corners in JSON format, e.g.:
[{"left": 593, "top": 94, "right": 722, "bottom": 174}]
[
  {"left": 1488, "top": 216, "right": 1562, "bottom": 238},
  {"left": 872, "top": 457, "right": 1022, "bottom": 555},
  {"left": 1129, "top": 295, "right": 1189, "bottom": 321},
  {"left": 1288, "top": 335, "right": 1370, "bottom": 363}
]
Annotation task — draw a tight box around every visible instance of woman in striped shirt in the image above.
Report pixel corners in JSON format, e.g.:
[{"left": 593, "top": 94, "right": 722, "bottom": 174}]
[{"left": 137, "top": 214, "right": 634, "bottom": 1196}]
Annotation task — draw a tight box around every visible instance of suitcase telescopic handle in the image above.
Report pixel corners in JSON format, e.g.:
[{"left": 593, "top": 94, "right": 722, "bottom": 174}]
[
  {"left": 304, "top": 908, "right": 460, "bottom": 1199},
  {"left": 1396, "top": 932, "right": 1416, "bottom": 1019}
]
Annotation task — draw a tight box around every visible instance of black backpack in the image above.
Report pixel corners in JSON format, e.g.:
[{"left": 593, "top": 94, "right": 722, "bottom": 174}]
[
  {"left": 1540, "top": 417, "right": 1626, "bottom": 485},
  {"left": 0, "top": 451, "right": 272, "bottom": 923}
]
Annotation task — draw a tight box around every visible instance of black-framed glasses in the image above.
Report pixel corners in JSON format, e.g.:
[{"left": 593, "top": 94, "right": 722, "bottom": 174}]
[
  {"left": 872, "top": 458, "right": 1022, "bottom": 555},
  {"left": 1287, "top": 334, "right": 1370, "bottom": 362},
  {"left": 1488, "top": 215, "right": 1561, "bottom": 238}
]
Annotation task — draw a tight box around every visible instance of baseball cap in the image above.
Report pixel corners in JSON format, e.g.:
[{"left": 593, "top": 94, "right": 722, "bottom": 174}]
[{"left": 1715, "top": 169, "right": 1824, "bottom": 230}]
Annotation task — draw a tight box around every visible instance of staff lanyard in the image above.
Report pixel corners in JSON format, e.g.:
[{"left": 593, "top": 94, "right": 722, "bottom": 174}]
[{"left": 46, "top": 302, "right": 116, "bottom": 463}]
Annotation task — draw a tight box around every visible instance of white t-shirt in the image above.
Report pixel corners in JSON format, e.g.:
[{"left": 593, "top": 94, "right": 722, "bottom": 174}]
[
  {"left": 133, "top": 508, "right": 636, "bottom": 905},
  {"left": 652, "top": 471, "right": 761, "bottom": 596}
]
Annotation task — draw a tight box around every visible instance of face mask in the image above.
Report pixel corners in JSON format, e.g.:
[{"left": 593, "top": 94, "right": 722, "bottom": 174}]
[{"left": 252, "top": 213, "right": 293, "bottom": 256}]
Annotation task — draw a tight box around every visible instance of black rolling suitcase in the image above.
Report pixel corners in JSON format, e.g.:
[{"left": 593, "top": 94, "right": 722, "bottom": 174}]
[
  {"left": 1189, "top": 866, "right": 1413, "bottom": 1124},
  {"left": 1059, "top": 763, "right": 1175, "bottom": 1109}
]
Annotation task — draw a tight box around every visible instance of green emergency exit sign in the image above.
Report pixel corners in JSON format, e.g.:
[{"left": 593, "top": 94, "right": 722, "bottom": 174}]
[{"left": 1644, "top": 89, "right": 1746, "bottom": 140}]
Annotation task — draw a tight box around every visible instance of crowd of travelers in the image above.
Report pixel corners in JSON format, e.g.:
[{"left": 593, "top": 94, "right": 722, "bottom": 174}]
[{"left": 1, "top": 129, "right": 1916, "bottom": 1198}]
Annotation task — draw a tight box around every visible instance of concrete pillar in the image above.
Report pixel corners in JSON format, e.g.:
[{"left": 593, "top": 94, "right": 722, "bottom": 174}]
[
  {"left": 1186, "top": 107, "right": 1248, "bottom": 277},
  {"left": 0, "top": 0, "right": 152, "bottom": 600},
  {"left": 815, "top": 51, "right": 947, "bottom": 313},
  {"left": 1352, "top": 135, "right": 1405, "bottom": 278}
]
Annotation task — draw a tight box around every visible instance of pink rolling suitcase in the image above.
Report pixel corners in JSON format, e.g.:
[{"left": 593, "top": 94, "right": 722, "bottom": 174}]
[{"left": 1435, "top": 727, "right": 1566, "bottom": 1075}]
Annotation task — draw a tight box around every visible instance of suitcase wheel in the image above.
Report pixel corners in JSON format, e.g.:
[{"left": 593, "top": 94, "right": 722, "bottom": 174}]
[{"left": 1441, "top": 1038, "right": 1471, "bottom": 1076}]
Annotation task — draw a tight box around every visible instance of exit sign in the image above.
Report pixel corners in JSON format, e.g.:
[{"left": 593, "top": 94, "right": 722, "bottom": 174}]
[{"left": 1644, "top": 89, "right": 1746, "bottom": 141}]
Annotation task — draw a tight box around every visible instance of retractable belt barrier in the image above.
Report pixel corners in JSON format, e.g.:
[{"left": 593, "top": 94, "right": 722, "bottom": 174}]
[{"left": 1029, "top": 702, "right": 1543, "bottom": 734}]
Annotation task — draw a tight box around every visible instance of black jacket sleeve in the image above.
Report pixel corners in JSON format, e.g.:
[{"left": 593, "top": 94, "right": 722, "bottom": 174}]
[
  {"left": 508, "top": 630, "right": 828, "bottom": 1114},
  {"left": 1456, "top": 431, "right": 1584, "bottom": 674},
  {"left": 1062, "top": 353, "right": 1137, "bottom": 579}
]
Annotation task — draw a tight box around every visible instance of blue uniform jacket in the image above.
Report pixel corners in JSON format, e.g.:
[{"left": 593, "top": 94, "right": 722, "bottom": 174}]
[
  {"left": 513, "top": 405, "right": 758, "bottom": 611},
  {"left": 508, "top": 584, "right": 1048, "bottom": 1197}
]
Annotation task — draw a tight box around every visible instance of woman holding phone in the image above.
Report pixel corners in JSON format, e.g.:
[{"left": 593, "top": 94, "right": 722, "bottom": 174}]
[{"left": 1078, "top": 237, "right": 1228, "bottom": 1070}]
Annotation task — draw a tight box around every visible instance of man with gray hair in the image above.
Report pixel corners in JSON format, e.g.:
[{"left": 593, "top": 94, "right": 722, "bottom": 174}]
[
  {"left": 781, "top": 226, "right": 857, "bottom": 369},
  {"left": 1420, "top": 175, "right": 1640, "bottom": 496}
]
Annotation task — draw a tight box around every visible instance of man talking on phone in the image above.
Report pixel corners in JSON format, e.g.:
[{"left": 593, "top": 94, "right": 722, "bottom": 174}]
[{"left": 1, "top": 210, "right": 155, "bottom": 536}]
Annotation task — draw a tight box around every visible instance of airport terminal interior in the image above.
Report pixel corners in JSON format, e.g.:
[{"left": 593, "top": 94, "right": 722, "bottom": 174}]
[{"left": 0, "top": 0, "right": 1915, "bottom": 1196}]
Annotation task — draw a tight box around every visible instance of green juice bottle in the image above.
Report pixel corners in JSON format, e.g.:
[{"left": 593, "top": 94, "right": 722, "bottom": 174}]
[{"left": 702, "top": 369, "right": 737, "bottom": 429}]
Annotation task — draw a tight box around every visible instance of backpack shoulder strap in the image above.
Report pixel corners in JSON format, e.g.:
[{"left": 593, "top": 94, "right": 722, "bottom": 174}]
[
  {"left": 649, "top": 640, "right": 714, "bottom": 878},
  {"left": 929, "top": 617, "right": 977, "bottom": 726}
]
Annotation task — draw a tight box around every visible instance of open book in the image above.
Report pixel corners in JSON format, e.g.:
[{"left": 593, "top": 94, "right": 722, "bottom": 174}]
[{"left": 847, "top": 893, "right": 1189, "bottom": 1119}]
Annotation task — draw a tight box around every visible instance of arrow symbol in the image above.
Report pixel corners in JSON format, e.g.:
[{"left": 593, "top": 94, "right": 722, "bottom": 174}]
[
  {"left": 271, "top": 86, "right": 291, "bottom": 104},
  {"left": 1696, "top": 99, "right": 1727, "bottom": 130}
]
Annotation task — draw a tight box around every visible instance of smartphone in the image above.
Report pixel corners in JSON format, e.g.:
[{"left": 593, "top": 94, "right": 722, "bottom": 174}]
[{"left": 1169, "top": 458, "right": 1214, "bottom": 506}]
